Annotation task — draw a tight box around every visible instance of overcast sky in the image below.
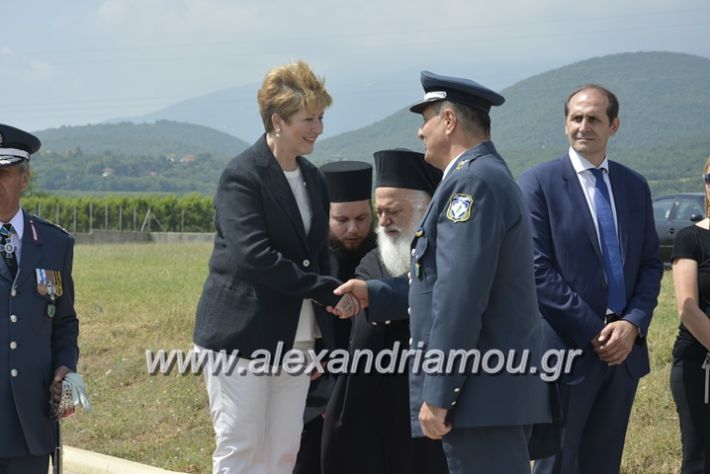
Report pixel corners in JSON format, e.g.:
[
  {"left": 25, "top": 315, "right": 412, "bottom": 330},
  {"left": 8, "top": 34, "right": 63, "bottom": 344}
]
[{"left": 2, "top": 0, "right": 709, "bottom": 132}]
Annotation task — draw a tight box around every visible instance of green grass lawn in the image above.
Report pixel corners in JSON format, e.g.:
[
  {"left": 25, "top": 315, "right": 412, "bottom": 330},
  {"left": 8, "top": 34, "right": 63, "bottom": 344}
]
[{"left": 63, "top": 243, "right": 684, "bottom": 473}]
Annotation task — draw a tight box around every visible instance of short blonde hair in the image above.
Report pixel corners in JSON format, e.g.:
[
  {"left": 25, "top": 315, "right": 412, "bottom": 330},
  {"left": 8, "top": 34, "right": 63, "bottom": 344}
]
[{"left": 257, "top": 61, "right": 332, "bottom": 133}]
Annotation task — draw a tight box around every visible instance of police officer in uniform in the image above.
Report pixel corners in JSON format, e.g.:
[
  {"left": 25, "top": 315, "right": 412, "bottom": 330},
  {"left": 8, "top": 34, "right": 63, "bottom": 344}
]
[
  {"left": 294, "top": 160, "right": 376, "bottom": 474},
  {"left": 332, "top": 72, "right": 552, "bottom": 474},
  {"left": 0, "top": 124, "right": 79, "bottom": 474}
]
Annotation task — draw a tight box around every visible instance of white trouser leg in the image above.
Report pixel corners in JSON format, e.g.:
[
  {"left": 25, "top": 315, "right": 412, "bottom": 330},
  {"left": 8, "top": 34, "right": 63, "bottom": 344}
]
[
  {"left": 199, "top": 344, "right": 312, "bottom": 474},
  {"left": 263, "top": 365, "right": 310, "bottom": 474},
  {"left": 202, "top": 355, "right": 269, "bottom": 474}
]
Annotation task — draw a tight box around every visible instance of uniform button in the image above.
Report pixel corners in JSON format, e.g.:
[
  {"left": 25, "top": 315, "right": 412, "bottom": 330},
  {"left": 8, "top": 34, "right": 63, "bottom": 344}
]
[
  {"left": 409, "top": 338, "right": 413, "bottom": 345},
  {"left": 454, "top": 387, "right": 461, "bottom": 393},
  {"left": 371, "top": 322, "right": 378, "bottom": 326},
  {"left": 407, "top": 307, "right": 411, "bottom": 315},
  {"left": 408, "top": 278, "right": 413, "bottom": 286},
  {"left": 303, "top": 259, "right": 310, "bottom": 268},
  {"left": 10, "top": 369, "right": 18, "bottom": 377},
  {"left": 11, "top": 288, "right": 16, "bottom": 297},
  {"left": 385, "top": 320, "right": 391, "bottom": 325},
  {"left": 10, "top": 341, "right": 17, "bottom": 350},
  {"left": 10, "top": 315, "right": 17, "bottom": 323},
  {"left": 411, "top": 249, "right": 416, "bottom": 256},
  {"left": 450, "top": 400, "right": 457, "bottom": 406}
]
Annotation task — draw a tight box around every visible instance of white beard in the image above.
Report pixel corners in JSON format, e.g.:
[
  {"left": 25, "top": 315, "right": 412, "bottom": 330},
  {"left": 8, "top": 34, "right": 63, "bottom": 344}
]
[{"left": 377, "top": 212, "right": 424, "bottom": 277}]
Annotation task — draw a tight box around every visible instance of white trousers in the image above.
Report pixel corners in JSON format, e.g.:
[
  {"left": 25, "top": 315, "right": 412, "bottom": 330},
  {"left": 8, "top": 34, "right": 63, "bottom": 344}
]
[{"left": 198, "top": 346, "right": 312, "bottom": 474}]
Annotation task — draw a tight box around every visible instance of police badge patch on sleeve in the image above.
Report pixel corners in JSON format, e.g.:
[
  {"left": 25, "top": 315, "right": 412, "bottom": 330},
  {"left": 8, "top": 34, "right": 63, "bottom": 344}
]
[{"left": 446, "top": 193, "right": 474, "bottom": 222}]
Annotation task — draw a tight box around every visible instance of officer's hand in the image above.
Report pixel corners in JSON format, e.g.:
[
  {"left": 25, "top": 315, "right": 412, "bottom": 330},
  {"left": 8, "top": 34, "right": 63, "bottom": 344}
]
[
  {"left": 593, "top": 320, "right": 637, "bottom": 365},
  {"left": 419, "top": 401, "right": 451, "bottom": 440},
  {"left": 51, "top": 366, "right": 72, "bottom": 405},
  {"left": 337, "top": 293, "right": 362, "bottom": 319},
  {"left": 332, "top": 279, "right": 369, "bottom": 317}
]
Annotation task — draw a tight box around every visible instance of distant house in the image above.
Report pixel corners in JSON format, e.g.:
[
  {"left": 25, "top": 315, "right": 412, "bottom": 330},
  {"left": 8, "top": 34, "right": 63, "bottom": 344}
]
[
  {"left": 101, "top": 168, "right": 114, "bottom": 177},
  {"left": 180, "top": 154, "right": 197, "bottom": 164}
]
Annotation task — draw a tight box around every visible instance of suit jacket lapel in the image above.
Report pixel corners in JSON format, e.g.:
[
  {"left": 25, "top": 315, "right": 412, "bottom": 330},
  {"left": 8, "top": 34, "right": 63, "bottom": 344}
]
[
  {"left": 298, "top": 156, "right": 322, "bottom": 246},
  {"left": 608, "top": 162, "right": 628, "bottom": 264},
  {"left": 561, "top": 155, "right": 604, "bottom": 264},
  {"left": 15, "top": 212, "right": 43, "bottom": 289},
  {"left": 254, "top": 136, "right": 309, "bottom": 249}
]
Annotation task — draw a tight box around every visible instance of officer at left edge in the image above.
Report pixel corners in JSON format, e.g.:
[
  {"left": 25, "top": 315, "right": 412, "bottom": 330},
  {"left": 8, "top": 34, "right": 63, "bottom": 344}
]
[{"left": 0, "top": 124, "right": 79, "bottom": 474}]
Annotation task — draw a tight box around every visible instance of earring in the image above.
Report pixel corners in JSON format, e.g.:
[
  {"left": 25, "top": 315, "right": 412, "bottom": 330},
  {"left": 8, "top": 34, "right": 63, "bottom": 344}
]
[{"left": 275, "top": 128, "right": 281, "bottom": 137}]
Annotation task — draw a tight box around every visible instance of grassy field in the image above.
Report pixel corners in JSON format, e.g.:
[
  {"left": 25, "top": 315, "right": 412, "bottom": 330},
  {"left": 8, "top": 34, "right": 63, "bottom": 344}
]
[{"left": 63, "top": 243, "right": 684, "bottom": 473}]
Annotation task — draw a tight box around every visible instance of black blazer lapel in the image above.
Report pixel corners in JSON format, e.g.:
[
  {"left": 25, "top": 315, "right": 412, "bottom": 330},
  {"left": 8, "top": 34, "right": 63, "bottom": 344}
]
[
  {"left": 561, "top": 155, "right": 604, "bottom": 264},
  {"left": 298, "top": 156, "right": 324, "bottom": 245},
  {"left": 254, "top": 137, "right": 309, "bottom": 249},
  {"left": 608, "top": 162, "right": 628, "bottom": 264}
]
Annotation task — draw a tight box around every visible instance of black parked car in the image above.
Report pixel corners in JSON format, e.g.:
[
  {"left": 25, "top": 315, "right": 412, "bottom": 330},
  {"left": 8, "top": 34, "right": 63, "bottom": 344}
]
[{"left": 653, "top": 193, "right": 705, "bottom": 264}]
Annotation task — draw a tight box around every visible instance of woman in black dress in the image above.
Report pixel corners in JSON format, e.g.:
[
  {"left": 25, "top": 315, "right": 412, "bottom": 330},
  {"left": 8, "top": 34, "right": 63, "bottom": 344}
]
[{"left": 671, "top": 155, "right": 710, "bottom": 474}]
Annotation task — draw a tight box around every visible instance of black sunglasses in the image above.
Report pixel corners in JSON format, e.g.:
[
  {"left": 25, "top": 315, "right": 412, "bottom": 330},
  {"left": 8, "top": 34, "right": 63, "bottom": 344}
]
[{"left": 704, "top": 173, "right": 710, "bottom": 184}]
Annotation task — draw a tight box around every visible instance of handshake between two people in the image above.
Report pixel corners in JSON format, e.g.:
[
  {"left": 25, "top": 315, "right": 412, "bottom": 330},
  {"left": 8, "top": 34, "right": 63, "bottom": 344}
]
[{"left": 327, "top": 279, "right": 369, "bottom": 319}]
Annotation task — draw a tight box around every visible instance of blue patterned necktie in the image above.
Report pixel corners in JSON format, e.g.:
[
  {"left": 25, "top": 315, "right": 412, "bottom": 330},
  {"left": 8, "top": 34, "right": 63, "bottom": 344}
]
[
  {"left": 1, "top": 223, "right": 18, "bottom": 279},
  {"left": 589, "top": 168, "right": 626, "bottom": 314}
]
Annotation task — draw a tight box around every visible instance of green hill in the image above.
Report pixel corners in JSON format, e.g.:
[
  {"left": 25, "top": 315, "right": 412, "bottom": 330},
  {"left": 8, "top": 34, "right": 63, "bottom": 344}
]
[
  {"left": 311, "top": 51, "right": 710, "bottom": 196},
  {"left": 28, "top": 52, "right": 710, "bottom": 195},
  {"left": 31, "top": 121, "right": 249, "bottom": 194}
]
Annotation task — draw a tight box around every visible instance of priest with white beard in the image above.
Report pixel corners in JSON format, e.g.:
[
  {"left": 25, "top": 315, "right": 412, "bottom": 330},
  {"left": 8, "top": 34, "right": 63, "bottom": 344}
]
[{"left": 321, "top": 148, "right": 448, "bottom": 474}]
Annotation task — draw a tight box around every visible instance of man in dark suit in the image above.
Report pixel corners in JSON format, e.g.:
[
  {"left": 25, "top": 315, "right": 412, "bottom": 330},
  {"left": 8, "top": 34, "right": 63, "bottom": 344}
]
[
  {"left": 0, "top": 124, "right": 79, "bottom": 474},
  {"left": 518, "top": 84, "right": 663, "bottom": 474},
  {"left": 333, "top": 72, "right": 552, "bottom": 474}
]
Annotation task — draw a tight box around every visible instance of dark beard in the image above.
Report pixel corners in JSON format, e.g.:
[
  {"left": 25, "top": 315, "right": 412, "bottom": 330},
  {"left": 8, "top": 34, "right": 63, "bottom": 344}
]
[{"left": 329, "top": 231, "right": 377, "bottom": 268}]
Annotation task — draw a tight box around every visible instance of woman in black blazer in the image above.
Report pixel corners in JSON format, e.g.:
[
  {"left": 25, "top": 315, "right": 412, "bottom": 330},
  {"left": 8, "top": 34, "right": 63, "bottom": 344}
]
[{"left": 193, "top": 61, "right": 343, "bottom": 473}]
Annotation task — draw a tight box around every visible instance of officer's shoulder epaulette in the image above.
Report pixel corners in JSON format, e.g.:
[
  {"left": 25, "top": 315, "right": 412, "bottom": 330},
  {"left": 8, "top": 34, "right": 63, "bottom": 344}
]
[
  {"left": 454, "top": 159, "right": 472, "bottom": 172},
  {"left": 29, "top": 215, "right": 72, "bottom": 236}
]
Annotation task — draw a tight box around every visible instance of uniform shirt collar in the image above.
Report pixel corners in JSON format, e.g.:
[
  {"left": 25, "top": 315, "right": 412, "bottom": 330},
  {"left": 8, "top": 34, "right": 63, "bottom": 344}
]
[
  {"left": 569, "top": 147, "right": 609, "bottom": 175},
  {"left": 442, "top": 150, "right": 466, "bottom": 180},
  {"left": 1, "top": 208, "right": 24, "bottom": 240}
]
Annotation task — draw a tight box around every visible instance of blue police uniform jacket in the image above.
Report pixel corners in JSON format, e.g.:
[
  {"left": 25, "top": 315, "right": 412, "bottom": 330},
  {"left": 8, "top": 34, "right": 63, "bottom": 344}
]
[
  {"left": 405, "top": 141, "right": 551, "bottom": 435},
  {"left": 0, "top": 212, "right": 79, "bottom": 457}
]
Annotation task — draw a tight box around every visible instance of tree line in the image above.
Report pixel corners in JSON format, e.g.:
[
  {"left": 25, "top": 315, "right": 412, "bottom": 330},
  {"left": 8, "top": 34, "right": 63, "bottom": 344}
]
[{"left": 22, "top": 194, "right": 216, "bottom": 234}]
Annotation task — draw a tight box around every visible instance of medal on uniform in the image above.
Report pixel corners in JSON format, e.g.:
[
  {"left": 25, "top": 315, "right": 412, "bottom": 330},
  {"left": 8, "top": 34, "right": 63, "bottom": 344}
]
[
  {"left": 37, "top": 268, "right": 48, "bottom": 295},
  {"left": 3, "top": 242, "right": 14, "bottom": 255},
  {"left": 54, "top": 271, "right": 63, "bottom": 297},
  {"left": 47, "top": 284, "right": 56, "bottom": 318}
]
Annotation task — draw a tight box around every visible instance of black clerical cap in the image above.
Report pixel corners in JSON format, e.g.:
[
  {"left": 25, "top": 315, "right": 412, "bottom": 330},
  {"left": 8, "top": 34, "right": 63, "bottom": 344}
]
[
  {"left": 320, "top": 160, "right": 373, "bottom": 202},
  {"left": 374, "top": 148, "right": 442, "bottom": 195},
  {"left": 409, "top": 70, "right": 505, "bottom": 114},
  {"left": 0, "top": 124, "right": 41, "bottom": 168}
]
